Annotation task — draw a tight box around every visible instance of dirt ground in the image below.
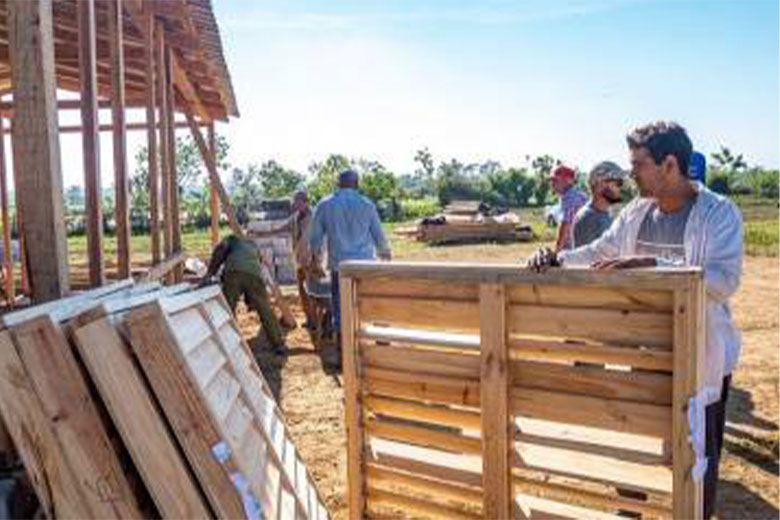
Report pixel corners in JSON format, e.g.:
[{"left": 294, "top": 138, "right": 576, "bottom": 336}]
[{"left": 236, "top": 246, "right": 779, "bottom": 520}]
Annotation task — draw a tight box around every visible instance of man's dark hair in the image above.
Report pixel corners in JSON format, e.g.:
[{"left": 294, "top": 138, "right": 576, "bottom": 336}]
[{"left": 626, "top": 121, "right": 693, "bottom": 177}]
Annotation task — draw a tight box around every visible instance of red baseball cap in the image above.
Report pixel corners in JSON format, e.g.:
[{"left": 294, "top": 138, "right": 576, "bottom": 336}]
[{"left": 551, "top": 165, "right": 576, "bottom": 180}]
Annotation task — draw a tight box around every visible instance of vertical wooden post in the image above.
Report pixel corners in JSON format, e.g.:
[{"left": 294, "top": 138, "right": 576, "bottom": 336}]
[
  {"left": 340, "top": 275, "right": 366, "bottom": 520},
  {"left": 165, "top": 46, "right": 182, "bottom": 282},
  {"left": 0, "top": 119, "right": 13, "bottom": 303},
  {"left": 144, "top": 6, "right": 160, "bottom": 265},
  {"left": 479, "top": 282, "right": 512, "bottom": 519},
  {"left": 155, "top": 21, "right": 172, "bottom": 260},
  {"left": 672, "top": 275, "right": 706, "bottom": 519},
  {"left": 208, "top": 123, "right": 220, "bottom": 247},
  {"left": 79, "top": 0, "right": 105, "bottom": 287},
  {"left": 11, "top": 144, "right": 28, "bottom": 297},
  {"left": 9, "top": 0, "right": 70, "bottom": 302},
  {"left": 110, "top": 0, "right": 130, "bottom": 279}
]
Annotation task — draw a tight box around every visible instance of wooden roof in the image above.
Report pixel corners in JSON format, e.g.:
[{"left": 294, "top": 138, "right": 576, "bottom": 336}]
[{"left": 0, "top": 0, "right": 238, "bottom": 121}]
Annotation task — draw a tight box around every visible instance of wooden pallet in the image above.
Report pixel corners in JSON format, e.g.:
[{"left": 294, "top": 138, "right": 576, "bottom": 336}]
[
  {"left": 125, "top": 285, "right": 329, "bottom": 520},
  {"left": 339, "top": 261, "right": 706, "bottom": 520}
]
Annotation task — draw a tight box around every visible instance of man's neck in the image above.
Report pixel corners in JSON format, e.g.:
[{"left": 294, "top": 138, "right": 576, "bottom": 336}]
[
  {"left": 656, "top": 182, "right": 697, "bottom": 213},
  {"left": 591, "top": 196, "right": 610, "bottom": 212}
]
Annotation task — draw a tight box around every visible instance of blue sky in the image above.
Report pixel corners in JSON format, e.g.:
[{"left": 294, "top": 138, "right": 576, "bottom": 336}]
[{"left": 56, "top": 0, "right": 780, "bottom": 187}]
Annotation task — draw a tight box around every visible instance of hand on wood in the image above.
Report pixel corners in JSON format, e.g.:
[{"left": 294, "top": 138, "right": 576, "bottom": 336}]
[{"left": 527, "top": 247, "right": 561, "bottom": 272}]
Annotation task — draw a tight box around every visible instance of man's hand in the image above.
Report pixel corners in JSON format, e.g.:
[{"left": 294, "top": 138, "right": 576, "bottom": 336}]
[
  {"left": 527, "top": 247, "right": 561, "bottom": 272},
  {"left": 592, "top": 256, "right": 657, "bottom": 270},
  {"left": 198, "top": 275, "right": 216, "bottom": 288}
]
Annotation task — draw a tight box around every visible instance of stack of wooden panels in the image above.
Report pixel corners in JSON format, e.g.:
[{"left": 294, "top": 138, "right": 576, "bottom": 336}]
[
  {"left": 0, "top": 280, "right": 329, "bottom": 520},
  {"left": 339, "top": 261, "right": 707, "bottom": 520},
  {"left": 418, "top": 220, "right": 526, "bottom": 245}
]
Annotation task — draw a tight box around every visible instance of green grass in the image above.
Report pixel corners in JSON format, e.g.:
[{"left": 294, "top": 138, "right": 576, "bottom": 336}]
[{"left": 744, "top": 220, "right": 779, "bottom": 257}]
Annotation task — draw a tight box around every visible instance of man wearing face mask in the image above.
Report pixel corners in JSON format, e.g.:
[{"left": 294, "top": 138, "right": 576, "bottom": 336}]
[
  {"left": 573, "top": 161, "right": 627, "bottom": 247},
  {"left": 528, "top": 121, "right": 743, "bottom": 519}
]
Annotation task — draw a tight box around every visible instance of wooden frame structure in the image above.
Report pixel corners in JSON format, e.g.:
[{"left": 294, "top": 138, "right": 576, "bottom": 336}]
[
  {"left": 0, "top": 0, "right": 238, "bottom": 302},
  {"left": 339, "top": 261, "right": 706, "bottom": 519}
]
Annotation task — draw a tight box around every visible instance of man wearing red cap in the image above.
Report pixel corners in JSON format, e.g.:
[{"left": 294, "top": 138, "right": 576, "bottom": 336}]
[{"left": 550, "top": 165, "right": 587, "bottom": 251}]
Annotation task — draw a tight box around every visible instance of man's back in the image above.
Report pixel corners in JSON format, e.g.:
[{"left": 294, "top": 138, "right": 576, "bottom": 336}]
[{"left": 310, "top": 188, "right": 389, "bottom": 271}]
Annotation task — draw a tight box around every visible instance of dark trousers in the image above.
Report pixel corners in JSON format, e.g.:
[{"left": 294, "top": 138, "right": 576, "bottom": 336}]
[
  {"left": 619, "top": 375, "right": 731, "bottom": 519},
  {"left": 330, "top": 270, "right": 341, "bottom": 337},
  {"left": 221, "top": 270, "right": 284, "bottom": 348}
]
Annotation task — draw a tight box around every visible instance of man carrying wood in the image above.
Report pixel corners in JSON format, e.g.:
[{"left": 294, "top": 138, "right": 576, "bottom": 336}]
[
  {"left": 529, "top": 121, "right": 743, "bottom": 519},
  {"left": 201, "top": 234, "right": 285, "bottom": 353},
  {"left": 309, "top": 169, "right": 392, "bottom": 347}
]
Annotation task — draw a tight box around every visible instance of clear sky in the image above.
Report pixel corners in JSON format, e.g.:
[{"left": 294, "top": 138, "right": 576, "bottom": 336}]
[{"left": 54, "top": 0, "right": 780, "bottom": 188}]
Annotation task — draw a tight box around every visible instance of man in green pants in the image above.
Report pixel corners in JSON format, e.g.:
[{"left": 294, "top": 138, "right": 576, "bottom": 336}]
[{"left": 201, "top": 234, "right": 285, "bottom": 353}]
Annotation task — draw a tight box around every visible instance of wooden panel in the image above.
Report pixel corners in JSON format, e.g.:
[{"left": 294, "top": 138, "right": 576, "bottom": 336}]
[
  {"left": 12, "top": 316, "right": 141, "bottom": 518},
  {"left": 0, "top": 331, "right": 89, "bottom": 519},
  {"left": 365, "top": 366, "right": 481, "bottom": 408},
  {"left": 9, "top": 0, "right": 70, "bottom": 302},
  {"left": 341, "top": 275, "right": 366, "bottom": 520},
  {"left": 79, "top": 0, "right": 105, "bottom": 287},
  {"left": 515, "top": 494, "right": 624, "bottom": 520},
  {"left": 72, "top": 317, "right": 211, "bottom": 519},
  {"left": 367, "top": 417, "right": 481, "bottom": 455},
  {"left": 0, "top": 119, "right": 12, "bottom": 302},
  {"left": 479, "top": 283, "right": 512, "bottom": 519},
  {"left": 124, "top": 304, "right": 246, "bottom": 519},
  {"left": 367, "top": 487, "right": 481, "bottom": 520},
  {"left": 672, "top": 280, "right": 706, "bottom": 519},
  {"left": 365, "top": 395, "right": 482, "bottom": 430},
  {"left": 367, "top": 464, "right": 482, "bottom": 506}
]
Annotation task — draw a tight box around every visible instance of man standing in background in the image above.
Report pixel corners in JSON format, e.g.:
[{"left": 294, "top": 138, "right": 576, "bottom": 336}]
[
  {"left": 573, "top": 161, "right": 626, "bottom": 247},
  {"left": 309, "top": 170, "right": 392, "bottom": 349},
  {"left": 550, "top": 165, "right": 587, "bottom": 251}
]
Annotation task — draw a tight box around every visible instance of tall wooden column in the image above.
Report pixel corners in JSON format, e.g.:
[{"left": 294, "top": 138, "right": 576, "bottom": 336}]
[
  {"left": 208, "top": 123, "right": 220, "bottom": 247},
  {"left": 78, "top": 0, "right": 105, "bottom": 287},
  {"left": 144, "top": 6, "right": 160, "bottom": 265},
  {"left": 110, "top": 0, "right": 130, "bottom": 279},
  {"left": 0, "top": 119, "right": 13, "bottom": 303},
  {"left": 165, "top": 46, "right": 182, "bottom": 282},
  {"left": 155, "top": 22, "right": 172, "bottom": 260},
  {"left": 9, "top": 0, "right": 70, "bottom": 302}
]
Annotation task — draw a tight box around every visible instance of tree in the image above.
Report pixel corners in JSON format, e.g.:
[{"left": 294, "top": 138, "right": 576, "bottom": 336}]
[
  {"left": 413, "top": 147, "right": 436, "bottom": 196},
  {"left": 711, "top": 146, "right": 747, "bottom": 172},
  {"left": 228, "top": 164, "right": 264, "bottom": 224},
  {"left": 530, "top": 154, "right": 561, "bottom": 205},
  {"left": 306, "top": 154, "right": 351, "bottom": 203},
  {"left": 258, "top": 160, "right": 304, "bottom": 199}
]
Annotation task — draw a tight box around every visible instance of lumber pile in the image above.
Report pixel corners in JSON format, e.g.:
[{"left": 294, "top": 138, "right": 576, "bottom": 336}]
[
  {"left": 339, "top": 261, "right": 707, "bottom": 519},
  {"left": 417, "top": 213, "right": 533, "bottom": 245},
  {"left": 0, "top": 280, "right": 329, "bottom": 519}
]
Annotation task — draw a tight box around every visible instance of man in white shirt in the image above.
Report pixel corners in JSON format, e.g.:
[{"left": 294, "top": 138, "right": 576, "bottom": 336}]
[{"left": 529, "top": 121, "right": 743, "bottom": 519}]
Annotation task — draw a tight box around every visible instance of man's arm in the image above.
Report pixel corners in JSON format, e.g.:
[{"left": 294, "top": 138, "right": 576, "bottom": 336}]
[
  {"left": 701, "top": 201, "right": 743, "bottom": 302},
  {"left": 202, "top": 239, "right": 231, "bottom": 282},
  {"left": 308, "top": 202, "right": 326, "bottom": 258},
  {"left": 555, "top": 221, "right": 573, "bottom": 252},
  {"left": 369, "top": 206, "right": 391, "bottom": 260}
]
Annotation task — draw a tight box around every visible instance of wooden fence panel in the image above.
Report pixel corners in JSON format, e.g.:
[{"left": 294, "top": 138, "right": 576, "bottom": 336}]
[{"left": 341, "top": 261, "right": 705, "bottom": 520}]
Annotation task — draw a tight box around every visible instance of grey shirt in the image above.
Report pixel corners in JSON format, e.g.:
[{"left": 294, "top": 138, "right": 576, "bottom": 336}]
[
  {"left": 635, "top": 197, "right": 696, "bottom": 263},
  {"left": 573, "top": 202, "right": 612, "bottom": 247}
]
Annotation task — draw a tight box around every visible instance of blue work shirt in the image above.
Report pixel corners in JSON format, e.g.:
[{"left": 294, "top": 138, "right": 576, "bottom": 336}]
[{"left": 309, "top": 188, "right": 391, "bottom": 271}]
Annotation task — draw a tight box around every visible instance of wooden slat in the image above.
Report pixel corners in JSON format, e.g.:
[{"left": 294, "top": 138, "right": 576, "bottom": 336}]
[
  {"left": 141, "top": 251, "right": 186, "bottom": 282},
  {"left": 367, "top": 487, "right": 481, "bottom": 520},
  {"left": 479, "top": 282, "right": 512, "bottom": 519},
  {"left": 12, "top": 316, "right": 142, "bottom": 518},
  {"left": 72, "top": 317, "right": 211, "bottom": 519},
  {"left": 0, "top": 118, "right": 12, "bottom": 302},
  {"left": 0, "top": 331, "right": 90, "bottom": 519},
  {"left": 208, "top": 123, "right": 220, "bottom": 247},
  {"left": 165, "top": 45, "right": 183, "bottom": 283},
  {"left": 9, "top": 0, "right": 69, "bottom": 302},
  {"left": 79, "top": 0, "right": 105, "bottom": 287},
  {"left": 340, "top": 261, "right": 700, "bottom": 291},
  {"left": 341, "top": 275, "right": 366, "bottom": 520},
  {"left": 515, "top": 494, "right": 624, "bottom": 520},
  {"left": 510, "top": 337, "right": 673, "bottom": 372},
  {"left": 367, "top": 464, "right": 482, "bottom": 506},
  {"left": 109, "top": 0, "right": 130, "bottom": 279},
  {"left": 124, "top": 304, "right": 246, "bottom": 519},
  {"left": 365, "top": 395, "right": 482, "bottom": 430},
  {"left": 360, "top": 325, "right": 480, "bottom": 350},
  {"left": 367, "top": 417, "right": 481, "bottom": 455},
  {"left": 365, "top": 366, "right": 481, "bottom": 407},
  {"left": 359, "top": 296, "right": 672, "bottom": 348},
  {"left": 357, "top": 277, "right": 673, "bottom": 313},
  {"left": 512, "top": 387, "right": 672, "bottom": 441},
  {"left": 672, "top": 279, "right": 706, "bottom": 519},
  {"left": 363, "top": 343, "right": 672, "bottom": 405},
  {"left": 144, "top": 4, "right": 160, "bottom": 265},
  {"left": 156, "top": 21, "right": 172, "bottom": 261}
]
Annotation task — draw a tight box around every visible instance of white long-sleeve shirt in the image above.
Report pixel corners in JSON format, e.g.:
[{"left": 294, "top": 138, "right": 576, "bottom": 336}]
[{"left": 560, "top": 183, "right": 743, "bottom": 402}]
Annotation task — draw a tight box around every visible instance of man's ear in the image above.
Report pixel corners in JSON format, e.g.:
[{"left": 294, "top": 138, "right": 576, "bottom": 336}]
[{"left": 662, "top": 155, "right": 679, "bottom": 177}]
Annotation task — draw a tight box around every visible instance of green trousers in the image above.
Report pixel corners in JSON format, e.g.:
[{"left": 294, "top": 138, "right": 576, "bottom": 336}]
[{"left": 221, "top": 270, "right": 284, "bottom": 348}]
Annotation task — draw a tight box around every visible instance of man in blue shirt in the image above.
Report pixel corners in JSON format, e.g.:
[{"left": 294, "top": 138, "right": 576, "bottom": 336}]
[{"left": 309, "top": 170, "right": 392, "bottom": 344}]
